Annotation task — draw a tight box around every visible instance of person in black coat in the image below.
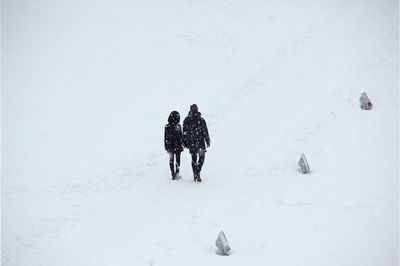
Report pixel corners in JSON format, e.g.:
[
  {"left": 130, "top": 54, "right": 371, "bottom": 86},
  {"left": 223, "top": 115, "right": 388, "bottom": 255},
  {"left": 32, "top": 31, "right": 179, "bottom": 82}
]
[
  {"left": 183, "top": 104, "right": 210, "bottom": 182},
  {"left": 164, "top": 111, "right": 184, "bottom": 180}
]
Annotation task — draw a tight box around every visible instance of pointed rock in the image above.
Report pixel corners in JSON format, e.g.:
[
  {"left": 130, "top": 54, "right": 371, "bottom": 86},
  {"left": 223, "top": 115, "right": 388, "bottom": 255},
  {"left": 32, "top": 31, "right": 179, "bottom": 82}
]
[
  {"left": 215, "top": 231, "right": 231, "bottom": 255},
  {"left": 360, "top": 92, "right": 373, "bottom": 110},
  {"left": 298, "top": 153, "right": 310, "bottom": 174}
]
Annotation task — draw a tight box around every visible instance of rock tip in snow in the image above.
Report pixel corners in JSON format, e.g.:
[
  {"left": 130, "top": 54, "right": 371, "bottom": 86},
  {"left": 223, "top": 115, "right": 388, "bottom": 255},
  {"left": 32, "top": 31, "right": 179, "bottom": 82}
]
[{"left": 215, "top": 230, "right": 231, "bottom": 256}]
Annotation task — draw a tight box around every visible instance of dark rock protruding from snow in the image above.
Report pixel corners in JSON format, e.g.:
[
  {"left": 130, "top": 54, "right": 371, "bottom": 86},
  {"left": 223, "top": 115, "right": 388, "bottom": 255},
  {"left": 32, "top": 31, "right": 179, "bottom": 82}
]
[
  {"left": 360, "top": 92, "right": 373, "bottom": 110},
  {"left": 215, "top": 231, "right": 231, "bottom": 255},
  {"left": 298, "top": 153, "right": 310, "bottom": 174}
]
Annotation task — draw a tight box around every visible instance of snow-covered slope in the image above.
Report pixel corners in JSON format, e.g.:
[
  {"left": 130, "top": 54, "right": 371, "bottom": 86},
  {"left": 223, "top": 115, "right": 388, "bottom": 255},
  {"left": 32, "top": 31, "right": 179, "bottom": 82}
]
[{"left": 2, "top": 0, "right": 399, "bottom": 265}]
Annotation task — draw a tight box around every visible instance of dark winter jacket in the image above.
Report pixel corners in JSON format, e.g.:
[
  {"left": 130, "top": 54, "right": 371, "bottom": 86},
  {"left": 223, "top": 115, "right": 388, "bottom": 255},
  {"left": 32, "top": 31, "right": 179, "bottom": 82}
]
[
  {"left": 164, "top": 111, "right": 184, "bottom": 153},
  {"left": 183, "top": 111, "right": 210, "bottom": 154}
]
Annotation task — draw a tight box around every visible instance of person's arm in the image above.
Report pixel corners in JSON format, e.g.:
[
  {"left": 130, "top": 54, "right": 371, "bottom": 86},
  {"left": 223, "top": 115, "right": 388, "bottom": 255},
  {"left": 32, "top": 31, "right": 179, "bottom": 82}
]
[
  {"left": 202, "top": 119, "right": 210, "bottom": 147},
  {"left": 164, "top": 126, "right": 169, "bottom": 150},
  {"left": 182, "top": 119, "right": 188, "bottom": 148},
  {"left": 178, "top": 124, "right": 184, "bottom": 148}
]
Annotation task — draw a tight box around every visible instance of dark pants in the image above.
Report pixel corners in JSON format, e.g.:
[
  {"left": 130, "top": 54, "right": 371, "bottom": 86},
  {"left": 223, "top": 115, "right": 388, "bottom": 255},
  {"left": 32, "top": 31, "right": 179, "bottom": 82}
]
[
  {"left": 191, "top": 149, "right": 205, "bottom": 176},
  {"left": 169, "top": 152, "right": 181, "bottom": 176}
]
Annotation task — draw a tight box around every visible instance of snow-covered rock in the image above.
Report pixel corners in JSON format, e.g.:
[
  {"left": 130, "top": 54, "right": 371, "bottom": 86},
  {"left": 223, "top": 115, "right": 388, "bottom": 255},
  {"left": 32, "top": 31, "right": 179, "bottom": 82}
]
[
  {"left": 215, "top": 231, "right": 231, "bottom": 256},
  {"left": 360, "top": 92, "right": 373, "bottom": 110},
  {"left": 298, "top": 153, "right": 311, "bottom": 174}
]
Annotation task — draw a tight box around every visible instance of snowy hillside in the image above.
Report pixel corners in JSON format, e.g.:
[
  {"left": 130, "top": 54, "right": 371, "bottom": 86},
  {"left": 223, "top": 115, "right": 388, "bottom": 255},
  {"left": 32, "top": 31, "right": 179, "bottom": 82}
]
[{"left": 2, "top": 0, "right": 399, "bottom": 265}]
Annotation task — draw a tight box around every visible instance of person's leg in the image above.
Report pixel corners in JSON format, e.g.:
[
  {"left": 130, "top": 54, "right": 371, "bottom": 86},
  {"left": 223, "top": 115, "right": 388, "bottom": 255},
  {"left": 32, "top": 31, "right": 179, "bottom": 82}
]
[
  {"left": 192, "top": 149, "right": 204, "bottom": 181},
  {"left": 198, "top": 149, "right": 205, "bottom": 172},
  {"left": 175, "top": 152, "right": 181, "bottom": 177},
  {"left": 191, "top": 152, "right": 198, "bottom": 178},
  {"left": 198, "top": 153, "right": 205, "bottom": 174},
  {"left": 169, "top": 152, "right": 175, "bottom": 178}
]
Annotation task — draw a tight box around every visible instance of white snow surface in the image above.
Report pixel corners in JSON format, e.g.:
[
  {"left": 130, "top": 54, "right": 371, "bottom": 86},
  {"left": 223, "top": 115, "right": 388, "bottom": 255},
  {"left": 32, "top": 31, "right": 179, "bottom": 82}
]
[{"left": 2, "top": 0, "right": 399, "bottom": 265}]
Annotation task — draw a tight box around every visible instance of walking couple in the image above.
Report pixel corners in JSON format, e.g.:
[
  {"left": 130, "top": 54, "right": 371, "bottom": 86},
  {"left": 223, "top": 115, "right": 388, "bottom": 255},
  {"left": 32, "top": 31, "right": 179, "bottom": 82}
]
[{"left": 164, "top": 104, "right": 210, "bottom": 182}]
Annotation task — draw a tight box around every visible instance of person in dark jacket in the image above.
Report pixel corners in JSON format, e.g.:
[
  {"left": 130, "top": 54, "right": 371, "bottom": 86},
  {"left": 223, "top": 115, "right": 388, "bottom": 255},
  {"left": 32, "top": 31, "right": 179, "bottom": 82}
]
[
  {"left": 164, "top": 111, "right": 184, "bottom": 180},
  {"left": 183, "top": 104, "right": 210, "bottom": 182}
]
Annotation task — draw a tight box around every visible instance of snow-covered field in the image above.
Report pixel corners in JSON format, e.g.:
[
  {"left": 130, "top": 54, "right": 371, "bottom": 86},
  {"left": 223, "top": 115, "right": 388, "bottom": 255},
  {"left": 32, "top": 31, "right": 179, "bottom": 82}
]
[{"left": 2, "top": 0, "right": 399, "bottom": 265}]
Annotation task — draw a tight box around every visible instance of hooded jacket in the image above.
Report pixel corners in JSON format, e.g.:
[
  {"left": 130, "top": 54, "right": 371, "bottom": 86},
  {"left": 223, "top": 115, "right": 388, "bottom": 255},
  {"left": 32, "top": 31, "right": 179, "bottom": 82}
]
[
  {"left": 183, "top": 110, "right": 210, "bottom": 154},
  {"left": 164, "top": 111, "right": 184, "bottom": 153}
]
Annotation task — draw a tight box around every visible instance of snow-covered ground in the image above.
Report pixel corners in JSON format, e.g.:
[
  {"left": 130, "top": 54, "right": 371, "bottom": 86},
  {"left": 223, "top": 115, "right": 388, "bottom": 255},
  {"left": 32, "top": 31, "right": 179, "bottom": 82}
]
[{"left": 2, "top": 0, "right": 399, "bottom": 265}]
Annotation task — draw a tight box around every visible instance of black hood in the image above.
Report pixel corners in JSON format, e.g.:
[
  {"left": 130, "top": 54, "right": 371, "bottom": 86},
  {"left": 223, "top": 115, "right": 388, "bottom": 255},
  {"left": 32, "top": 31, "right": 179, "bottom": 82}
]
[{"left": 168, "top": 111, "right": 180, "bottom": 125}]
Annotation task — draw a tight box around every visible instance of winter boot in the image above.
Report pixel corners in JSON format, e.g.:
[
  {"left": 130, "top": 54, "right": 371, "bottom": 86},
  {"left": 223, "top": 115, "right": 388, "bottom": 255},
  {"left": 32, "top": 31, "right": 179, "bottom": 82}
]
[{"left": 194, "top": 171, "right": 201, "bottom": 182}]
